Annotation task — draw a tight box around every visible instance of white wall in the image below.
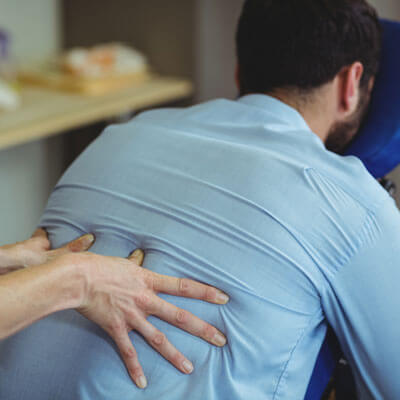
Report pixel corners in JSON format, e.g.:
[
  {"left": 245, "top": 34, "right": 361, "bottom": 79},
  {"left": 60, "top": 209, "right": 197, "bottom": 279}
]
[
  {"left": 0, "top": 0, "right": 63, "bottom": 245},
  {"left": 0, "top": 0, "right": 61, "bottom": 64},
  {"left": 0, "top": 138, "right": 65, "bottom": 244}
]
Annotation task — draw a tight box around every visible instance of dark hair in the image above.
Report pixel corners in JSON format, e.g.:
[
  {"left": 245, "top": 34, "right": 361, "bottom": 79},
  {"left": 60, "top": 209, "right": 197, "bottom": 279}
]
[{"left": 236, "top": 0, "right": 382, "bottom": 96}]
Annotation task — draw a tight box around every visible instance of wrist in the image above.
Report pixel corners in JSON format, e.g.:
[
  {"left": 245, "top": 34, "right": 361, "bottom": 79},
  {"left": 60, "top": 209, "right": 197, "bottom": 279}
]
[{"left": 52, "top": 254, "right": 89, "bottom": 310}]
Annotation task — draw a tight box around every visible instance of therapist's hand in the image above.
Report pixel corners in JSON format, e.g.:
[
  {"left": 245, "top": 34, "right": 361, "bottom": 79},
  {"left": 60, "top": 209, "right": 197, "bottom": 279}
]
[
  {"left": 75, "top": 250, "right": 229, "bottom": 389},
  {"left": 0, "top": 229, "right": 95, "bottom": 274}
]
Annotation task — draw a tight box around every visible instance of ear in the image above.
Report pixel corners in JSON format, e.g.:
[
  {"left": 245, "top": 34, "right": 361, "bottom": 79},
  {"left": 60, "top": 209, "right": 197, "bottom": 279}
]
[
  {"left": 235, "top": 64, "right": 240, "bottom": 91},
  {"left": 338, "top": 62, "right": 364, "bottom": 116}
]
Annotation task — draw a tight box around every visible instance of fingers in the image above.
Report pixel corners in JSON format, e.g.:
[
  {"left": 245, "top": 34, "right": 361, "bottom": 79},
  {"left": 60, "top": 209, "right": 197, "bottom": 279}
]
[
  {"left": 129, "top": 249, "right": 144, "bottom": 266},
  {"left": 48, "top": 234, "right": 95, "bottom": 262},
  {"left": 137, "top": 319, "right": 194, "bottom": 375},
  {"left": 31, "top": 229, "right": 51, "bottom": 250},
  {"left": 112, "top": 331, "right": 147, "bottom": 389},
  {"left": 151, "top": 274, "right": 229, "bottom": 305},
  {"left": 31, "top": 228, "right": 48, "bottom": 240},
  {"left": 58, "top": 234, "right": 95, "bottom": 254},
  {"left": 150, "top": 297, "right": 227, "bottom": 347},
  {"left": 32, "top": 229, "right": 95, "bottom": 254}
]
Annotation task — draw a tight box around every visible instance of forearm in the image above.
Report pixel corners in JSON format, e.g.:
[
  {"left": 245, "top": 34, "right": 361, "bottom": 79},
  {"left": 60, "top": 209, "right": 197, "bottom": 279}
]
[{"left": 0, "top": 256, "right": 85, "bottom": 340}]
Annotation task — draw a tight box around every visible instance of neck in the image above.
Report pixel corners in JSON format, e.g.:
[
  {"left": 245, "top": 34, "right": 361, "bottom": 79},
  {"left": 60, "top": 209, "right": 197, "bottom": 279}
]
[{"left": 267, "top": 88, "right": 333, "bottom": 143}]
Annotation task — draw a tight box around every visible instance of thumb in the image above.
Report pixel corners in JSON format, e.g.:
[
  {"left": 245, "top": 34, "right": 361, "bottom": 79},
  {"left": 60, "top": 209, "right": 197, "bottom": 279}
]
[
  {"left": 32, "top": 228, "right": 48, "bottom": 240},
  {"left": 129, "top": 249, "right": 144, "bottom": 266},
  {"left": 63, "top": 234, "right": 95, "bottom": 253},
  {"left": 31, "top": 228, "right": 51, "bottom": 250}
]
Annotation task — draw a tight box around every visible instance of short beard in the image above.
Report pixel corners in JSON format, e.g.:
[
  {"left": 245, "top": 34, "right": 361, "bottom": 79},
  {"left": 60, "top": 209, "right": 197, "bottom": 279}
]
[{"left": 325, "top": 87, "right": 371, "bottom": 154}]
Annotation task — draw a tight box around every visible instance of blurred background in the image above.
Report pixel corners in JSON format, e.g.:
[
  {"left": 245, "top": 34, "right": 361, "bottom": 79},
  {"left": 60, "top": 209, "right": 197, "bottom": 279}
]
[{"left": 0, "top": 0, "right": 399, "bottom": 245}]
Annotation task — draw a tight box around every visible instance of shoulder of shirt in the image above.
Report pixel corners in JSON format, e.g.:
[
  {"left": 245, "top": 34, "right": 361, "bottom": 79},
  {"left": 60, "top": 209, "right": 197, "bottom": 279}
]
[
  {"left": 106, "top": 99, "right": 393, "bottom": 214},
  {"left": 304, "top": 148, "right": 392, "bottom": 215},
  {"left": 131, "top": 98, "right": 280, "bottom": 126}
]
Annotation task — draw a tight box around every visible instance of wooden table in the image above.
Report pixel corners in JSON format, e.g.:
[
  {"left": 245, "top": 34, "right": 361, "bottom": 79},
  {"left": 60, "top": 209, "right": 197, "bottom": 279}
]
[{"left": 0, "top": 76, "right": 193, "bottom": 151}]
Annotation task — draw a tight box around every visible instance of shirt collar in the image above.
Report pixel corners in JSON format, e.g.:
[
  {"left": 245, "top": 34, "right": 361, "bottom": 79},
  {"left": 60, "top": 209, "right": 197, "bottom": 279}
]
[{"left": 237, "top": 94, "right": 313, "bottom": 133}]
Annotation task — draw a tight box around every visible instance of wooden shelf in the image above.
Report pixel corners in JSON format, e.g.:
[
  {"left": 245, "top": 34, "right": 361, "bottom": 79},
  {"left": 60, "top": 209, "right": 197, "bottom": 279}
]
[{"left": 0, "top": 76, "right": 193, "bottom": 151}]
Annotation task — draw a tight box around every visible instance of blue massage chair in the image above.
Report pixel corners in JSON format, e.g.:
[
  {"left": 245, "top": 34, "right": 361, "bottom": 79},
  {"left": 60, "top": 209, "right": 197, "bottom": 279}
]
[{"left": 305, "top": 19, "right": 400, "bottom": 400}]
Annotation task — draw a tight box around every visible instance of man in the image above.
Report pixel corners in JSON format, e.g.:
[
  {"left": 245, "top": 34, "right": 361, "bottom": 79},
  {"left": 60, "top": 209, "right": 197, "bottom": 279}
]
[{"left": 0, "top": 0, "right": 394, "bottom": 399}]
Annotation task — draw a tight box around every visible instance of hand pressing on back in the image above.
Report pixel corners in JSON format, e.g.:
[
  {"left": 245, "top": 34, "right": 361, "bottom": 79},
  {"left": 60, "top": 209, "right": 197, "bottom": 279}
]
[
  {"left": 73, "top": 249, "right": 229, "bottom": 389},
  {"left": 0, "top": 229, "right": 229, "bottom": 389}
]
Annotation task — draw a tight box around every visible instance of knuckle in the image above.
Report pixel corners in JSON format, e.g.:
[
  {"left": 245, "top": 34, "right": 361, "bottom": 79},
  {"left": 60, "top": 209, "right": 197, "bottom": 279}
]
[
  {"left": 109, "top": 320, "right": 125, "bottom": 336},
  {"left": 179, "top": 278, "right": 190, "bottom": 295},
  {"left": 149, "top": 273, "right": 161, "bottom": 292},
  {"left": 135, "top": 292, "right": 152, "bottom": 310},
  {"left": 151, "top": 332, "right": 166, "bottom": 348},
  {"left": 121, "top": 346, "right": 136, "bottom": 360},
  {"left": 130, "top": 366, "right": 142, "bottom": 378},
  {"left": 176, "top": 309, "right": 189, "bottom": 325},
  {"left": 142, "top": 270, "right": 155, "bottom": 289}
]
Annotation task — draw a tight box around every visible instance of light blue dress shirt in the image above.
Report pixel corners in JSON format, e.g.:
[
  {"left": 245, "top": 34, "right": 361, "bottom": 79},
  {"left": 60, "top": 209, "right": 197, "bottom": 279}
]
[{"left": 0, "top": 95, "right": 399, "bottom": 399}]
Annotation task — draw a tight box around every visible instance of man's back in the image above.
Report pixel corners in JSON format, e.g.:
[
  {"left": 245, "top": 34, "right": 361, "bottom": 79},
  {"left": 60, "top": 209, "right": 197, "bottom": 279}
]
[{"left": 0, "top": 95, "right": 395, "bottom": 399}]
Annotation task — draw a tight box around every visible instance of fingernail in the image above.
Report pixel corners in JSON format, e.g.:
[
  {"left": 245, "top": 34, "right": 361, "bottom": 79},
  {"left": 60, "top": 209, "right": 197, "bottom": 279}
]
[
  {"left": 216, "top": 292, "right": 229, "bottom": 304},
  {"left": 182, "top": 360, "right": 194, "bottom": 374},
  {"left": 131, "top": 249, "right": 144, "bottom": 266},
  {"left": 212, "top": 332, "right": 227, "bottom": 347},
  {"left": 137, "top": 375, "right": 147, "bottom": 389},
  {"left": 81, "top": 234, "right": 95, "bottom": 246}
]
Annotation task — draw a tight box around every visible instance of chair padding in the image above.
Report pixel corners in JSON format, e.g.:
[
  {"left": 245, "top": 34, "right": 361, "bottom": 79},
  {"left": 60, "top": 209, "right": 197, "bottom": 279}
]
[{"left": 346, "top": 20, "right": 400, "bottom": 178}]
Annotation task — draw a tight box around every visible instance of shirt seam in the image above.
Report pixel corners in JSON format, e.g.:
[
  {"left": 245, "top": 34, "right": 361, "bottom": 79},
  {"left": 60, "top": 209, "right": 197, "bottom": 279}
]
[
  {"left": 272, "top": 202, "right": 383, "bottom": 400},
  {"left": 272, "top": 307, "right": 324, "bottom": 400},
  {"left": 330, "top": 205, "right": 382, "bottom": 280},
  {"left": 303, "top": 167, "right": 383, "bottom": 215},
  {"left": 301, "top": 168, "right": 390, "bottom": 281}
]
